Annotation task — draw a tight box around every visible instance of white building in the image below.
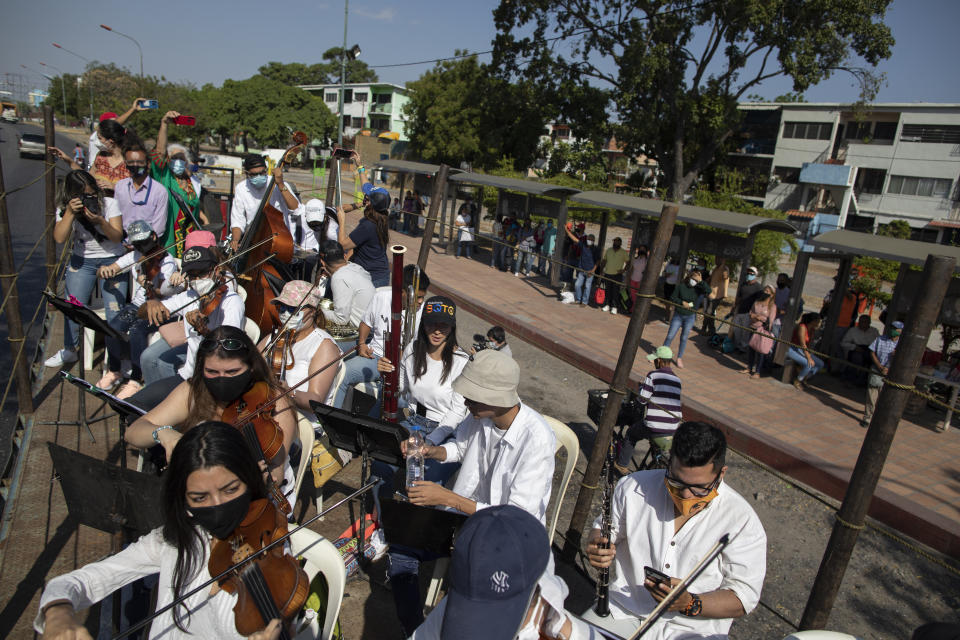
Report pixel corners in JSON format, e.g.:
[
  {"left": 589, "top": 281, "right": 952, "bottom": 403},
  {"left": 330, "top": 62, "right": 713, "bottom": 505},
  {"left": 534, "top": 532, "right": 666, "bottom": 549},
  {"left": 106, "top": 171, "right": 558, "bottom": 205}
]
[
  {"left": 298, "top": 82, "right": 411, "bottom": 141},
  {"left": 730, "top": 102, "right": 960, "bottom": 245}
]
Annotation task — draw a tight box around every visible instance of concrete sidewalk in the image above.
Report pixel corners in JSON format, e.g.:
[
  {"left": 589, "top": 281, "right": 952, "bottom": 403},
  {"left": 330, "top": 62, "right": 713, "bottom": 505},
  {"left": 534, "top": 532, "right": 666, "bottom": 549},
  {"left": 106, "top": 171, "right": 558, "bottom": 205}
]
[{"left": 362, "top": 217, "right": 960, "bottom": 558}]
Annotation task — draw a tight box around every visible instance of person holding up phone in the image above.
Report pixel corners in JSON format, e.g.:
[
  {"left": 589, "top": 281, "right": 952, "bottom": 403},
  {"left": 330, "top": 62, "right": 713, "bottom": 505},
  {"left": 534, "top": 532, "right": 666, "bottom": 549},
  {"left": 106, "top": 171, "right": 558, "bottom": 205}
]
[
  {"left": 150, "top": 110, "right": 209, "bottom": 258},
  {"left": 44, "top": 170, "right": 128, "bottom": 368},
  {"left": 583, "top": 422, "right": 767, "bottom": 639}
]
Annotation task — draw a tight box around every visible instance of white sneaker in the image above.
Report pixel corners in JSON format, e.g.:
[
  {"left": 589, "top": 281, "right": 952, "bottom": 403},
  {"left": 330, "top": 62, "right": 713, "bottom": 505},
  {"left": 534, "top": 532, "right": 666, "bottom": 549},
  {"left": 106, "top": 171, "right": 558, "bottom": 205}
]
[
  {"left": 611, "top": 308, "right": 618, "bottom": 315},
  {"left": 45, "top": 349, "right": 78, "bottom": 368},
  {"left": 515, "top": 272, "right": 520, "bottom": 277},
  {"left": 602, "top": 305, "right": 610, "bottom": 312}
]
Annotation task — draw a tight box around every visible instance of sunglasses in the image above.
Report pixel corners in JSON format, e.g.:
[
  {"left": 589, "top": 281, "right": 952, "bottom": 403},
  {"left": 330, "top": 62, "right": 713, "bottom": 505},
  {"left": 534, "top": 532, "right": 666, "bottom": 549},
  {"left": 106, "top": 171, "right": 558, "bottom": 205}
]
[
  {"left": 664, "top": 467, "right": 721, "bottom": 498},
  {"left": 198, "top": 337, "right": 247, "bottom": 353}
]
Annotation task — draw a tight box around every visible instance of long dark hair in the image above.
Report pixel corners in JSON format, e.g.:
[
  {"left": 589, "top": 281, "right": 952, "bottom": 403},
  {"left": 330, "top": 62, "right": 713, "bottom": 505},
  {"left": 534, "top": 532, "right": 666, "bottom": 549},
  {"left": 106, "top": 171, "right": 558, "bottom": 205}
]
[
  {"left": 363, "top": 205, "right": 390, "bottom": 250},
  {"left": 162, "top": 422, "right": 268, "bottom": 631},
  {"left": 413, "top": 316, "right": 460, "bottom": 384},
  {"left": 58, "top": 170, "right": 106, "bottom": 240},
  {"left": 184, "top": 325, "right": 278, "bottom": 428},
  {"left": 98, "top": 118, "right": 129, "bottom": 146}
]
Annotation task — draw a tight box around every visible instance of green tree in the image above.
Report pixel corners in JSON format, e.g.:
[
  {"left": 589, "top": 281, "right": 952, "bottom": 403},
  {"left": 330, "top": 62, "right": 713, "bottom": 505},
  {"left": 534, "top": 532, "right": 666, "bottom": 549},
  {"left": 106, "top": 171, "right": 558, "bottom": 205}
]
[
  {"left": 403, "top": 53, "right": 551, "bottom": 170},
  {"left": 211, "top": 75, "right": 337, "bottom": 148},
  {"left": 320, "top": 47, "right": 379, "bottom": 84},
  {"left": 849, "top": 219, "right": 910, "bottom": 306},
  {"left": 492, "top": 0, "right": 894, "bottom": 201},
  {"left": 258, "top": 50, "right": 378, "bottom": 86}
]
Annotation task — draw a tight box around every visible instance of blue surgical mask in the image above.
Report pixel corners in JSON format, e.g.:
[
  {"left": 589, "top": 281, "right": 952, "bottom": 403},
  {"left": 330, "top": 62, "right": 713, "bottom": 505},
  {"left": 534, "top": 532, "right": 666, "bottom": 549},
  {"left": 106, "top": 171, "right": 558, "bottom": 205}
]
[
  {"left": 171, "top": 159, "right": 187, "bottom": 176},
  {"left": 249, "top": 174, "right": 268, "bottom": 189},
  {"left": 746, "top": 273, "right": 757, "bottom": 282}
]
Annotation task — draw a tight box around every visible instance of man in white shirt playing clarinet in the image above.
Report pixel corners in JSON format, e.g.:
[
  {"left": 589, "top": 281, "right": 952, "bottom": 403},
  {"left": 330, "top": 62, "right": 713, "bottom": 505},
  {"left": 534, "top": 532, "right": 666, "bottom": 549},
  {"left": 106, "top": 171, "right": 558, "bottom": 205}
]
[{"left": 584, "top": 421, "right": 766, "bottom": 639}]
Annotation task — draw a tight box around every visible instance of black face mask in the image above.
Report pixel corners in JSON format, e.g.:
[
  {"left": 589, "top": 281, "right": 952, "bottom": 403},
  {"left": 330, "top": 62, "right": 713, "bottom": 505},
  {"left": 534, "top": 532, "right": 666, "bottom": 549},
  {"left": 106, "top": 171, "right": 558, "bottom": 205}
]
[
  {"left": 189, "top": 491, "right": 251, "bottom": 539},
  {"left": 133, "top": 241, "right": 157, "bottom": 255},
  {"left": 203, "top": 369, "right": 254, "bottom": 404},
  {"left": 126, "top": 164, "right": 148, "bottom": 179}
]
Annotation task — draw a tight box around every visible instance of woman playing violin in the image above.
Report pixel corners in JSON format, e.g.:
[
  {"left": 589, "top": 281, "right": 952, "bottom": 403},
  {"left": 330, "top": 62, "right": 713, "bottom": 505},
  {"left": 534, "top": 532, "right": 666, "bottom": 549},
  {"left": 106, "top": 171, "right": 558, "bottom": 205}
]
[
  {"left": 258, "top": 280, "right": 342, "bottom": 414},
  {"left": 37, "top": 422, "right": 285, "bottom": 640},
  {"left": 128, "top": 326, "right": 298, "bottom": 501}
]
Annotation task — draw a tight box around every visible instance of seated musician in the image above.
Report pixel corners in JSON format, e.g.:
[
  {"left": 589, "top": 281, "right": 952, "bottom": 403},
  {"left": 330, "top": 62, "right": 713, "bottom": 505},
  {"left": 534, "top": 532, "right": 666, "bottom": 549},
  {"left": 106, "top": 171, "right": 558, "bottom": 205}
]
[
  {"left": 166, "top": 230, "right": 237, "bottom": 293},
  {"left": 389, "top": 349, "right": 557, "bottom": 636},
  {"left": 36, "top": 422, "right": 287, "bottom": 640},
  {"left": 317, "top": 240, "right": 375, "bottom": 350},
  {"left": 136, "top": 245, "right": 245, "bottom": 403},
  {"left": 331, "top": 265, "right": 429, "bottom": 409},
  {"left": 584, "top": 422, "right": 767, "bottom": 639},
  {"left": 257, "top": 280, "right": 342, "bottom": 413},
  {"left": 229, "top": 154, "right": 300, "bottom": 253},
  {"left": 128, "top": 326, "right": 297, "bottom": 500},
  {"left": 95, "top": 220, "right": 178, "bottom": 398}
]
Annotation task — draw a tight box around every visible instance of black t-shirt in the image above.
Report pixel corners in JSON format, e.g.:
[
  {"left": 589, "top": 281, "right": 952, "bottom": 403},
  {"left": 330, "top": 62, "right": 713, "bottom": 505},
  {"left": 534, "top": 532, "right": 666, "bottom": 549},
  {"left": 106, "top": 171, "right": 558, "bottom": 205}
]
[
  {"left": 348, "top": 217, "right": 389, "bottom": 282},
  {"left": 736, "top": 280, "right": 764, "bottom": 314}
]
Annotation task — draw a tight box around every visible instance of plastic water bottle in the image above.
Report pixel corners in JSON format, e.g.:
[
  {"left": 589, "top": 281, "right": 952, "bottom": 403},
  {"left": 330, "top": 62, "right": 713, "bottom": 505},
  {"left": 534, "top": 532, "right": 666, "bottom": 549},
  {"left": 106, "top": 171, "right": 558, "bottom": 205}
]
[{"left": 405, "top": 425, "right": 425, "bottom": 489}]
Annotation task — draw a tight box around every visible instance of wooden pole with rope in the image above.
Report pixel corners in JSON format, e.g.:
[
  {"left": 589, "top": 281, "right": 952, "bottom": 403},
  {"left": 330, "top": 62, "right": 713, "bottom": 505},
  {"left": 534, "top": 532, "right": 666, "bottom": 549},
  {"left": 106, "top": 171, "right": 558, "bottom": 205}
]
[{"left": 417, "top": 164, "right": 449, "bottom": 272}]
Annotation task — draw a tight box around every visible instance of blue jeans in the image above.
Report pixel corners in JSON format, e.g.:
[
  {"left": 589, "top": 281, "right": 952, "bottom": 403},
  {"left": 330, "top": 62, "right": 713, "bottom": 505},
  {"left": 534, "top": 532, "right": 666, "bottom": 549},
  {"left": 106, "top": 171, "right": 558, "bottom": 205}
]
[
  {"left": 514, "top": 249, "right": 535, "bottom": 273},
  {"left": 456, "top": 232, "right": 473, "bottom": 259},
  {"left": 575, "top": 272, "right": 594, "bottom": 304},
  {"left": 388, "top": 543, "right": 444, "bottom": 636},
  {"left": 105, "top": 303, "right": 156, "bottom": 380},
  {"left": 332, "top": 352, "right": 380, "bottom": 409},
  {"left": 140, "top": 336, "right": 187, "bottom": 385},
  {"left": 371, "top": 273, "right": 389, "bottom": 288},
  {"left": 787, "top": 347, "right": 824, "bottom": 381},
  {"left": 664, "top": 312, "right": 696, "bottom": 358},
  {"left": 62, "top": 253, "right": 129, "bottom": 350}
]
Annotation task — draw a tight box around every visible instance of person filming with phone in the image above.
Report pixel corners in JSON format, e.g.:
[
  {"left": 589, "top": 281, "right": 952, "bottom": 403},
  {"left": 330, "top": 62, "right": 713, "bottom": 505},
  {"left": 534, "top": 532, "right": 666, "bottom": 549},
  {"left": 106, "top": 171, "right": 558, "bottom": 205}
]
[{"left": 583, "top": 422, "right": 767, "bottom": 639}]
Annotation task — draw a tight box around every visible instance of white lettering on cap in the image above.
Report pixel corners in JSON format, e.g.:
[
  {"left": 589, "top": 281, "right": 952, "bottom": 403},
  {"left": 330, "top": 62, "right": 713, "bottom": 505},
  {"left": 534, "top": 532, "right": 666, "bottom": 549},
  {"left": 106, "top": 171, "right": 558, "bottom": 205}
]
[{"left": 490, "top": 570, "right": 510, "bottom": 594}]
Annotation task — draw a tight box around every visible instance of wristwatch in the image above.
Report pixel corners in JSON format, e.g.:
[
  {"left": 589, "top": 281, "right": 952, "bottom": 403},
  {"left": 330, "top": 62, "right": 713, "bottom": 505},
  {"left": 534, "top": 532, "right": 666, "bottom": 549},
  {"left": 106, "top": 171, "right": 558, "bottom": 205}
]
[{"left": 682, "top": 593, "right": 702, "bottom": 617}]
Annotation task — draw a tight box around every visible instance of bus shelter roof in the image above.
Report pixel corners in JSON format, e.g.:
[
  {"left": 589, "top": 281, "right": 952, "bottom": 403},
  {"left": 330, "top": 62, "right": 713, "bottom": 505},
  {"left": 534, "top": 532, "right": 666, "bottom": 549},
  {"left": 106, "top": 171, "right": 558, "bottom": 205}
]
[
  {"left": 448, "top": 172, "right": 581, "bottom": 199},
  {"left": 809, "top": 230, "right": 960, "bottom": 270},
  {"left": 375, "top": 159, "right": 463, "bottom": 176}
]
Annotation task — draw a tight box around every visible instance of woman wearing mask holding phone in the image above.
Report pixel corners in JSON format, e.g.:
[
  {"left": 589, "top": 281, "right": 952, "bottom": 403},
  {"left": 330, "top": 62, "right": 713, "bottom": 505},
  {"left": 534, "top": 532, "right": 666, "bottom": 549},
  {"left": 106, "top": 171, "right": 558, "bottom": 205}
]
[
  {"left": 49, "top": 119, "right": 133, "bottom": 195},
  {"left": 662, "top": 269, "right": 711, "bottom": 369},
  {"left": 44, "top": 170, "right": 128, "bottom": 368},
  {"left": 151, "top": 110, "right": 209, "bottom": 258}
]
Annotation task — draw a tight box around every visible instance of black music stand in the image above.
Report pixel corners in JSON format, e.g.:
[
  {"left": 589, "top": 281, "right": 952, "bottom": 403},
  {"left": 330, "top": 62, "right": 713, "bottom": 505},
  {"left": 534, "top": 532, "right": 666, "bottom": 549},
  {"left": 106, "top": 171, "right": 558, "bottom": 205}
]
[
  {"left": 61, "top": 371, "right": 146, "bottom": 471},
  {"left": 379, "top": 499, "right": 467, "bottom": 556},
  {"left": 41, "top": 291, "right": 128, "bottom": 442},
  {"left": 310, "top": 401, "right": 406, "bottom": 577}
]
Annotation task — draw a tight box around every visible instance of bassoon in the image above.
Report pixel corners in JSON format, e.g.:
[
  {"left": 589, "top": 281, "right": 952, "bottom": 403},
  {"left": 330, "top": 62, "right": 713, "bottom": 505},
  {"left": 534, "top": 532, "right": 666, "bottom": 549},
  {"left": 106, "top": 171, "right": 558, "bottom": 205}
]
[{"left": 381, "top": 245, "right": 407, "bottom": 422}]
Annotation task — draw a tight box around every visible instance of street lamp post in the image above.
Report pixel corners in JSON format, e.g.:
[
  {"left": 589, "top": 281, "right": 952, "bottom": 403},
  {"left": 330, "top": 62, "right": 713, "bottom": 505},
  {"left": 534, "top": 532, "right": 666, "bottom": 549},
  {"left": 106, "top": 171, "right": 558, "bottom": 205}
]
[
  {"left": 52, "top": 43, "right": 94, "bottom": 128},
  {"left": 99, "top": 24, "right": 143, "bottom": 90},
  {"left": 23, "top": 64, "right": 62, "bottom": 119},
  {"left": 39, "top": 62, "right": 69, "bottom": 120}
]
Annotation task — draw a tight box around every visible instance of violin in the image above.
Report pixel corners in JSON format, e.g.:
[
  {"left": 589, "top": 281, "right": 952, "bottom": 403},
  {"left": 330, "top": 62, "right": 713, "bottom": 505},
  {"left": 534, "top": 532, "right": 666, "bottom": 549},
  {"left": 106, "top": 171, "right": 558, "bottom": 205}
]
[
  {"left": 140, "top": 251, "right": 164, "bottom": 300},
  {"left": 266, "top": 328, "right": 298, "bottom": 381},
  {"left": 187, "top": 276, "right": 229, "bottom": 335},
  {"left": 208, "top": 498, "right": 308, "bottom": 639},
  {"left": 220, "top": 381, "right": 292, "bottom": 515}
]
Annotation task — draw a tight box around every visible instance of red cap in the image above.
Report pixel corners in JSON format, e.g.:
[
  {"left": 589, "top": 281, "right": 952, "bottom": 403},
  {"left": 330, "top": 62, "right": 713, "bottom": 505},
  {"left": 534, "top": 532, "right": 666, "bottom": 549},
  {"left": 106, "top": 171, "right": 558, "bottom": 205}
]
[
  {"left": 99, "top": 112, "right": 118, "bottom": 123},
  {"left": 185, "top": 230, "right": 217, "bottom": 249}
]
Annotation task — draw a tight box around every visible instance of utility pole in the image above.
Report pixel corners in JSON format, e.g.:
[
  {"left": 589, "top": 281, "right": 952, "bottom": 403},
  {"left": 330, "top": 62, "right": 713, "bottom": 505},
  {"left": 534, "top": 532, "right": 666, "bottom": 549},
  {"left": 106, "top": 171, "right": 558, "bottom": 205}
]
[
  {"left": 336, "top": 0, "right": 349, "bottom": 147},
  {"left": 799, "top": 253, "right": 955, "bottom": 630},
  {"left": 563, "top": 201, "right": 680, "bottom": 558},
  {"left": 44, "top": 107, "right": 57, "bottom": 287}
]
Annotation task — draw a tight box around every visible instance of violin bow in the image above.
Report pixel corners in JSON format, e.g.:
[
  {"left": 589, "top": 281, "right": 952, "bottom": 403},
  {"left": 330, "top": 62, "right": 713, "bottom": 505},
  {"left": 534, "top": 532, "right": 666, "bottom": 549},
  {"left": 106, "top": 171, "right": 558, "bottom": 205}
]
[
  {"left": 163, "top": 249, "right": 278, "bottom": 319},
  {"left": 111, "top": 238, "right": 188, "bottom": 277},
  {"left": 260, "top": 277, "right": 325, "bottom": 355},
  {"left": 111, "top": 479, "right": 378, "bottom": 640}
]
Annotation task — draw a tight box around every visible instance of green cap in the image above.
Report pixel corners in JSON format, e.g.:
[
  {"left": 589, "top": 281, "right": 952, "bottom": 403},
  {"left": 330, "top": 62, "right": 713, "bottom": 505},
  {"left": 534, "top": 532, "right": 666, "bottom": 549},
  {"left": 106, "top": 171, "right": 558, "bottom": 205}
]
[{"left": 647, "top": 346, "right": 674, "bottom": 362}]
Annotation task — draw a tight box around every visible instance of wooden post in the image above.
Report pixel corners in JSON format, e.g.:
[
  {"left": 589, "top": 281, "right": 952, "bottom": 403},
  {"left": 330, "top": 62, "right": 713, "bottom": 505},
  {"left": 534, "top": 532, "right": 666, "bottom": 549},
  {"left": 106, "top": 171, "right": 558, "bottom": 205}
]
[
  {"left": 597, "top": 210, "right": 610, "bottom": 253},
  {"left": 44, "top": 107, "right": 57, "bottom": 287},
  {"left": 550, "top": 194, "right": 569, "bottom": 289},
  {"left": 774, "top": 251, "right": 810, "bottom": 367},
  {"left": 397, "top": 173, "right": 408, "bottom": 233},
  {"left": 417, "top": 165, "right": 448, "bottom": 271},
  {"left": 0, "top": 153, "right": 35, "bottom": 415},
  {"left": 562, "top": 202, "right": 679, "bottom": 559},
  {"left": 676, "top": 224, "right": 691, "bottom": 277},
  {"left": 885, "top": 262, "right": 911, "bottom": 331},
  {"left": 799, "top": 253, "right": 955, "bottom": 629}
]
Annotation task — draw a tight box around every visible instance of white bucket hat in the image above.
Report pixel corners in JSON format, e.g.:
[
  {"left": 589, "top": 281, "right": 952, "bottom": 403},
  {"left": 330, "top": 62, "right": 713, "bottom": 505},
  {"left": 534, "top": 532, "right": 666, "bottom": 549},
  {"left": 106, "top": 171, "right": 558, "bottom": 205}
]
[{"left": 452, "top": 349, "right": 521, "bottom": 407}]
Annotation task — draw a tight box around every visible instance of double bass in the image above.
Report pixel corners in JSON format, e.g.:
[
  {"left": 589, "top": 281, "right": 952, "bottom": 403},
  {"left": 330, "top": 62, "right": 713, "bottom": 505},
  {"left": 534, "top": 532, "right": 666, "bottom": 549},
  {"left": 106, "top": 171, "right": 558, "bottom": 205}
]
[{"left": 236, "top": 132, "right": 308, "bottom": 335}]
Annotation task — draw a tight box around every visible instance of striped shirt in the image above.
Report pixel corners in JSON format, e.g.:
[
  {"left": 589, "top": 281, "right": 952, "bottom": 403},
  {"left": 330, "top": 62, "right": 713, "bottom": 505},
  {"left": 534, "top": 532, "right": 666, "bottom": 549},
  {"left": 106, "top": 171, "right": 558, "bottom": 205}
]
[{"left": 638, "top": 367, "right": 682, "bottom": 434}]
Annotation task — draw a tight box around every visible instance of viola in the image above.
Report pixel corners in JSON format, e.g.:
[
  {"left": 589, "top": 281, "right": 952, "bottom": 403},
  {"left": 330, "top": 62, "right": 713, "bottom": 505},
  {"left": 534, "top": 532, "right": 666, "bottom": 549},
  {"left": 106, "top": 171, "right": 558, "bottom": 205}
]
[
  {"left": 208, "top": 498, "right": 308, "bottom": 639},
  {"left": 220, "top": 381, "right": 291, "bottom": 514}
]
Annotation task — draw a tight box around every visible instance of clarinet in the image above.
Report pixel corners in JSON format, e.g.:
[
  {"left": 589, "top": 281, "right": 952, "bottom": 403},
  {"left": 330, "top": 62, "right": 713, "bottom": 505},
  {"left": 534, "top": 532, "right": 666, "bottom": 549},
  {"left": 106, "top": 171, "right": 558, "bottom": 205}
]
[{"left": 594, "top": 443, "right": 615, "bottom": 617}]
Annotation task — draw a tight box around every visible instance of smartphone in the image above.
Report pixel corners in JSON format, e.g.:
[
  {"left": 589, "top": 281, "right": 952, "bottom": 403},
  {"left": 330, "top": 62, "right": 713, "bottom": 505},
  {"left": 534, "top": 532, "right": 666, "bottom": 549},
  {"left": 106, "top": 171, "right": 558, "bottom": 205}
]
[
  {"left": 173, "top": 115, "right": 196, "bottom": 126},
  {"left": 138, "top": 99, "right": 159, "bottom": 109},
  {"left": 643, "top": 566, "right": 671, "bottom": 586},
  {"left": 333, "top": 147, "right": 355, "bottom": 160}
]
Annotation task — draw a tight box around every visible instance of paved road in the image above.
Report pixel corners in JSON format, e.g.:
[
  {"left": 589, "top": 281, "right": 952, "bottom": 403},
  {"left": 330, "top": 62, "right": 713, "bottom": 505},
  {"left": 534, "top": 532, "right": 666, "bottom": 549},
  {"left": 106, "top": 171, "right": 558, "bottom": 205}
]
[{"left": 0, "top": 121, "right": 77, "bottom": 478}]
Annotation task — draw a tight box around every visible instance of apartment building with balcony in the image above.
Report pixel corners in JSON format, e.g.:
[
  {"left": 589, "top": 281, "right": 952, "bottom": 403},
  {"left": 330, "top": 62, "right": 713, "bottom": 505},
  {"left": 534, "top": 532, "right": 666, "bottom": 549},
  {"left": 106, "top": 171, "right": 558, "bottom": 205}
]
[
  {"left": 729, "top": 102, "right": 960, "bottom": 245},
  {"left": 299, "top": 82, "right": 411, "bottom": 141}
]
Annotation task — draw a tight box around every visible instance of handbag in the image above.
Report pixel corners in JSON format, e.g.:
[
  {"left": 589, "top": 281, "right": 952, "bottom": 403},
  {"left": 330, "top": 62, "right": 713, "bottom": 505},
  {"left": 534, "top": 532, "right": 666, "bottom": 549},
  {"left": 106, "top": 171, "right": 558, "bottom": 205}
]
[
  {"left": 748, "top": 323, "right": 775, "bottom": 355},
  {"left": 594, "top": 281, "right": 606, "bottom": 305}
]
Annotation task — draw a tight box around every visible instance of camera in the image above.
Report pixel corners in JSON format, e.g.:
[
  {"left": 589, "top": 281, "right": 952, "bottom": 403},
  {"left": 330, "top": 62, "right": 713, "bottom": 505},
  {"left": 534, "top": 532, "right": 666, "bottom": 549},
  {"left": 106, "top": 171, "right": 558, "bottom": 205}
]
[
  {"left": 81, "top": 194, "right": 101, "bottom": 216},
  {"left": 472, "top": 333, "right": 488, "bottom": 353}
]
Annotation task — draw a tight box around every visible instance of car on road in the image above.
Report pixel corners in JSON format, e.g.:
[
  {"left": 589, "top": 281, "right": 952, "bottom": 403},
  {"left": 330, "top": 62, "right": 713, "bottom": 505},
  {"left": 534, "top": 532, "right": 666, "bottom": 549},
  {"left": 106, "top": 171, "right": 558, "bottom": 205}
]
[{"left": 18, "top": 132, "right": 46, "bottom": 159}]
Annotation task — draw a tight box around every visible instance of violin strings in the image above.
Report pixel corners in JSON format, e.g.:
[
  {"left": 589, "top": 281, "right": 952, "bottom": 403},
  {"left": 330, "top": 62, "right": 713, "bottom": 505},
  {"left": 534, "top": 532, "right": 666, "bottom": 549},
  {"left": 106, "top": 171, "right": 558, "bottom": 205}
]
[{"left": 243, "top": 564, "right": 288, "bottom": 639}]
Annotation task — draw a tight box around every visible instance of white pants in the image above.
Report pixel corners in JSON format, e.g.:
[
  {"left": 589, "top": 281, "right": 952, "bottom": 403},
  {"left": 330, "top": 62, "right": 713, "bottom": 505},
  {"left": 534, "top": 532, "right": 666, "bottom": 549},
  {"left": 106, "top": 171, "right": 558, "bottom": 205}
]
[{"left": 581, "top": 605, "right": 642, "bottom": 638}]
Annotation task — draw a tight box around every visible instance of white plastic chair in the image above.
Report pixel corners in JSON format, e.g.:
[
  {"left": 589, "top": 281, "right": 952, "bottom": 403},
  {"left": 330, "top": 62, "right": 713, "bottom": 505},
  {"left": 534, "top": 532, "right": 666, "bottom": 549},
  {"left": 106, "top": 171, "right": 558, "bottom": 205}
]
[
  {"left": 82, "top": 307, "right": 108, "bottom": 372},
  {"left": 293, "top": 415, "right": 316, "bottom": 508},
  {"left": 236, "top": 284, "right": 247, "bottom": 303},
  {"left": 289, "top": 528, "right": 346, "bottom": 640},
  {"left": 243, "top": 317, "right": 261, "bottom": 343},
  {"left": 423, "top": 415, "right": 579, "bottom": 608},
  {"left": 315, "top": 364, "right": 347, "bottom": 515},
  {"left": 783, "top": 633, "right": 862, "bottom": 640}
]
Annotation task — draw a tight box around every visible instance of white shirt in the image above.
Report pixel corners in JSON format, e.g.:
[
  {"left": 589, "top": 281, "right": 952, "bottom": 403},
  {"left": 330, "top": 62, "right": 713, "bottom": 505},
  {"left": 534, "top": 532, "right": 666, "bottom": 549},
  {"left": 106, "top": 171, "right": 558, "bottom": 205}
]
[
  {"left": 161, "top": 288, "right": 246, "bottom": 379},
  {"left": 230, "top": 178, "right": 301, "bottom": 239},
  {"left": 399, "top": 347, "right": 470, "bottom": 444},
  {"left": 360, "top": 289, "right": 423, "bottom": 358},
  {"left": 281, "top": 327, "right": 342, "bottom": 415},
  {"left": 57, "top": 197, "right": 126, "bottom": 259},
  {"left": 593, "top": 470, "right": 767, "bottom": 639},
  {"left": 841, "top": 325, "right": 880, "bottom": 353},
  {"left": 86, "top": 130, "right": 98, "bottom": 171},
  {"left": 115, "top": 250, "right": 178, "bottom": 306},
  {"left": 35, "top": 528, "right": 246, "bottom": 640},
  {"left": 441, "top": 402, "right": 556, "bottom": 520},
  {"left": 456, "top": 212, "right": 474, "bottom": 242},
  {"left": 321, "top": 262, "right": 375, "bottom": 328}
]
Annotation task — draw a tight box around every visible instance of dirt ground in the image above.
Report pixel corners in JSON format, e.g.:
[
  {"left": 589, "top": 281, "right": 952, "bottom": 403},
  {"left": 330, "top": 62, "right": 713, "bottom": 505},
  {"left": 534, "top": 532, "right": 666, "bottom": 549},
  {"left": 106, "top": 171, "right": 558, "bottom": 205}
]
[{"left": 307, "top": 306, "right": 960, "bottom": 640}]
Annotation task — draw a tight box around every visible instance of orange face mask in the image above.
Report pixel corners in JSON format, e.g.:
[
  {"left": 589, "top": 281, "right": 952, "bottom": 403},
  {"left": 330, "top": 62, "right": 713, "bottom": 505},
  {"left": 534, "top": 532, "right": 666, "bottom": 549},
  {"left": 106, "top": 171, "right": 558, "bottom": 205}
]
[{"left": 665, "top": 478, "right": 719, "bottom": 517}]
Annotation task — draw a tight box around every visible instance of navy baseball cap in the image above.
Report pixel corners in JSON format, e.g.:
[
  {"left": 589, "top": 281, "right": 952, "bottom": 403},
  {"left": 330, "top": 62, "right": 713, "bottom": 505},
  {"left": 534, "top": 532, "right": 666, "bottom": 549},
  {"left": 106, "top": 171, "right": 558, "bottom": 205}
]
[
  {"left": 440, "top": 505, "right": 549, "bottom": 640},
  {"left": 368, "top": 187, "right": 390, "bottom": 213}
]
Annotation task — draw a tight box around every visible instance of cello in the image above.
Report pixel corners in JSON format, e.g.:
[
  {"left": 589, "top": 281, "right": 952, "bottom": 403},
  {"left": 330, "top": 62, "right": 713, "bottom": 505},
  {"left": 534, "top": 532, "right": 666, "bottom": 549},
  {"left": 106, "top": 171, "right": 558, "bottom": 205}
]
[{"left": 236, "top": 132, "right": 308, "bottom": 335}]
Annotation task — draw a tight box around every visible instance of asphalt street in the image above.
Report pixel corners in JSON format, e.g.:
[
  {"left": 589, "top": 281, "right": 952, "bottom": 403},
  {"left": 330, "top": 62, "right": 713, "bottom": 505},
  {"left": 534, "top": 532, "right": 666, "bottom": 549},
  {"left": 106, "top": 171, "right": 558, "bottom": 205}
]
[{"left": 0, "top": 121, "right": 77, "bottom": 477}]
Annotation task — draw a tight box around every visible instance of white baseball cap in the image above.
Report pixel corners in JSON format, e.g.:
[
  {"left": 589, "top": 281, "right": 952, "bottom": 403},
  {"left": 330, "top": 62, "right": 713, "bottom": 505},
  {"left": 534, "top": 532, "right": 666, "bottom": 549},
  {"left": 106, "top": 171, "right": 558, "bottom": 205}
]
[{"left": 304, "top": 199, "right": 325, "bottom": 225}]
